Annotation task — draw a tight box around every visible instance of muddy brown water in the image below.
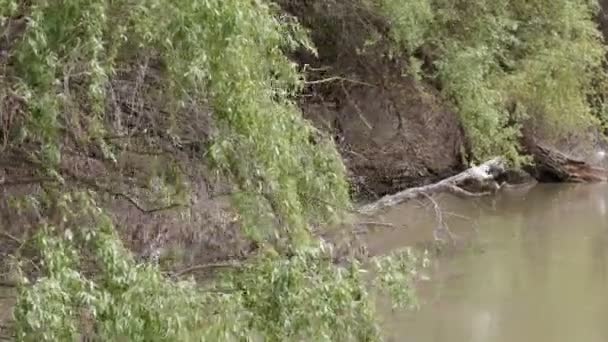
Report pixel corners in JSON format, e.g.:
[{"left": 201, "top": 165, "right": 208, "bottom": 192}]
[{"left": 370, "top": 183, "right": 608, "bottom": 342}]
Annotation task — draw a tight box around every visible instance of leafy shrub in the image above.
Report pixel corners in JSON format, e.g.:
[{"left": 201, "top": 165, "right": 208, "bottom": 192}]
[
  {"left": 372, "top": 0, "right": 607, "bottom": 162},
  {"left": 1, "top": 0, "right": 422, "bottom": 340}
]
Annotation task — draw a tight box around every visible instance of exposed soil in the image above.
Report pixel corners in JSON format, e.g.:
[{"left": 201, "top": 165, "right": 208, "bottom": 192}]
[
  {"left": 301, "top": 73, "right": 465, "bottom": 198},
  {"left": 281, "top": 0, "right": 467, "bottom": 198}
]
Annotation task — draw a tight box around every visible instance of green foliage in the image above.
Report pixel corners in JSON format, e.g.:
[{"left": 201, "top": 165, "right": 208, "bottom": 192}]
[
  {"left": 0, "top": 0, "right": 17, "bottom": 18},
  {"left": 10, "top": 191, "right": 421, "bottom": 341},
  {"left": 371, "top": 0, "right": 608, "bottom": 162},
  {"left": 229, "top": 243, "right": 381, "bottom": 341},
  {"left": 372, "top": 247, "right": 428, "bottom": 310},
  {"left": 3, "top": 0, "right": 349, "bottom": 248},
  {"left": 13, "top": 192, "right": 206, "bottom": 341},
  {"left": 2, "top": 1, "right": 420, "bottom": 340},
  {"left": 375, "top": 0, "right": 433, "bottom": 53}
]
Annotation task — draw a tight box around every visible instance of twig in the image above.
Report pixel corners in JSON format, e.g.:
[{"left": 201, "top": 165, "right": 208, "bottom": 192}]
[
  {"left": 340, "top": 82, "right": 373, "bottom": 130},
  {"left": 302, "top": 64, "right": 332, "bottom": 72},
  {"left": 305, "top": 76, "right": 376, "bottom": 88},
  {"left": 0, "top": 177, "right": 54, "bottom": 187},
  {"left": 114, "top": 193, "right": 183, "bottom": 214},
  {"left": 61, "top": 169, "right": 185, "bottom": 214},
  {"left": 421, "top": 193, "right": 444, "bottom": 227},
  {"left": 446, "top": 185, "right": 491, "bottom": 198},
  {"left": 341, "top": 147, "right": 369, "bottom": 161},
  {"left": 421, "top": 193, "right": 455, "bottom": 243},
  {"left": 103, "top": 132, "right": 148, "bottom": 140},
  {"left": 443, "top": 211, "right": 472, "bottom": 221},
  {"left": 0, "top": 231, "right": 22, "bottom": 246},
  {"left": 356, "top": 221, "right": 396, "bottom": 228},
  {"left": 173, "top": 261, "right": 240, "bottom": 278}
]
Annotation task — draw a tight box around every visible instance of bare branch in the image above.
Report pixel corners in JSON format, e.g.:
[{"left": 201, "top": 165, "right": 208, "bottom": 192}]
[
  {"left": 0, "top": 231, "right": 22, "bottom": 245},
  {"left": 443, "top": 211, "right": 472, "bottom": 221},
  {"left": 446, "top": 185, "right": 490, "bottom": 198},
  {"left": 61, "top": 169, "right": 186, "bottom": 214},
  {"left": 117, "top": 194, "right": 183, "bottom": 214},
  {"left": 305, "top": 76, "right": 376, "bottom": 87},
  {"left": 0, "top": 177, "right": 54, "bottom": 188},
  {"left": 359, "top": 157, "right": 505, "bottom": 215},
  {"left": 356, "top": 221, "right": 396, "bottom": 228},
  {"left": 340, "top": 82, "right": 373, "bottom": 130},
  {"left": 172, "top": 261, "right": 240, "bottom": 278},
  {"left": 301, "top": 64, "right": 332, "bottom": 72},
  {"left": 421, "top": 192, "right": 456, "bottom": 243}
]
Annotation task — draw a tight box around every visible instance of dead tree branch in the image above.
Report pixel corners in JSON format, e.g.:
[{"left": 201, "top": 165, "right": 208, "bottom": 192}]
[
  {"left": 0, "top": 231, "right": 22, "bottom": 245},
  {"left": 356, "top": 221, "right": 396, "bottom": 228},
  {"left": 359, "top": 157, "right": 505, "bottom": 215},
  {"left": 0, "top": 177, "right": 54, "bottom": 188},
  {"left": 340, "top": 82, "right": 373, "bottom": 130},
  {"left": 525, "top": 142, "right": 608, "bottom": 182},
  {"left": 61, "top": 169, "right": 185, "bottom": 214},
  {"left": 421, "top": 192, "right": 455, "bottom": 243},
  {"left": 305, "top": 76, "right": 376, "bottom": 87}
]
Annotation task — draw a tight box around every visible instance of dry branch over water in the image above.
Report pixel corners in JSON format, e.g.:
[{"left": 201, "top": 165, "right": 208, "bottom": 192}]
[{"left": 359, "top": 157, "right": 506, "bottom": 215}]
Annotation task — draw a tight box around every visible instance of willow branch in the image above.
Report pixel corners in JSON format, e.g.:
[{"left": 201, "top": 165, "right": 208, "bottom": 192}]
[
  {"left": 173, "top": 261, "right": 241, "bottom": 277},
  {"left": 359, "top": 157, "right": 505, "bottom": 215},
  {"left": 0, "top": 231, "right": 22, "bottom": 245},
  {"left": 61, "top": 169, "right": 185, "bottom": 214}
]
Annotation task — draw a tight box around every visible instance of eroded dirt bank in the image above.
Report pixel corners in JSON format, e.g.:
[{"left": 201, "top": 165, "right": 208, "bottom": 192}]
[{"left": 282, "top": 0, "right": 467, "bottom": 198}]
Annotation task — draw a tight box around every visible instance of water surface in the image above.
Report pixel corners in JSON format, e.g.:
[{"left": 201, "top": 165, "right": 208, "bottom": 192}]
[{"left": 371, "top": 184, "right": 608, "bottom": 342}]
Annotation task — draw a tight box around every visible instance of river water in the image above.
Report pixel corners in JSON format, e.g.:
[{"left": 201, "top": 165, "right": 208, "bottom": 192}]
[{"left": 371, "top": 183, "right": 608, "bottom": 342}]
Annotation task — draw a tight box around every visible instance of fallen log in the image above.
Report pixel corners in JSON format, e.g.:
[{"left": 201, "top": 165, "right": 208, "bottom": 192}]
[
  {"left": 358, "top": 157, "right": 506, "bottom": 215},
  {"left": 526, "top": 143, "right": 608, "bottom": 182},
  {"left": 357, "top": 143, "right": 608, "bottom": 215}
]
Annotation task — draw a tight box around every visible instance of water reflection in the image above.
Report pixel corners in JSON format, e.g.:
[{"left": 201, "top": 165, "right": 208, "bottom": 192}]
[{"left": 374, "top": 184, "right": 608, "bottom": 342}]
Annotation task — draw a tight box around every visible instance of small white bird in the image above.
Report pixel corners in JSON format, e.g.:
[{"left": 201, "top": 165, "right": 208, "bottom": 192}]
[{"left": 470, "top": 164, "right": 491, "bottom": 179}]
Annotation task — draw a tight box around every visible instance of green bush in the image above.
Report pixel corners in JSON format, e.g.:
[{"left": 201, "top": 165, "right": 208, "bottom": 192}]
[
  {"left": 11, "top": 190, "right": 423, "bottom": 341},
  {"left": 372, "top": 0, "right": 607, "bottom": 162}
]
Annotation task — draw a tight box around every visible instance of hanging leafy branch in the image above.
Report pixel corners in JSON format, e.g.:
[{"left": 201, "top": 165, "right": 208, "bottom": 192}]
[
  {"left": 372, "top": 0, "right": 608, "bottom": 162},
  {"left": 1, "top": 0, "right": 423, "bottom": 340}
]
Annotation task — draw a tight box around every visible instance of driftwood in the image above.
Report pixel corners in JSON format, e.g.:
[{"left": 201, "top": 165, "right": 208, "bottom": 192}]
[
  {"left": 359, "top": 143, "right": 607, "bottom": 216},
  {"left": 526, "top": 143, "right": 608, "bottom": 182},
  {"left": 359, "top": 157, "right": 506, "bottom": 215}
]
